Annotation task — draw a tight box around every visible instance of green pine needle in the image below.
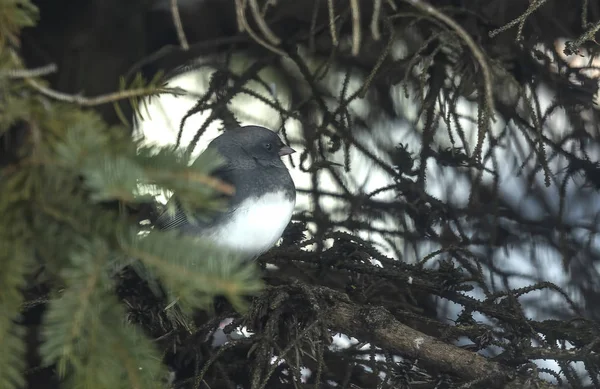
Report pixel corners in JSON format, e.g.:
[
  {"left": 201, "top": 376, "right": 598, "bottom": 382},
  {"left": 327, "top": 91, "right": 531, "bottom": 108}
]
[
  {"left": 0, "top": 205, "right": 34, "bottom": 389},
  {"left": 40, "top": 240, "right": 167, "bottom": 389},
  {"left": 121, "top": 229, "right": 264, "bottom": 313}
]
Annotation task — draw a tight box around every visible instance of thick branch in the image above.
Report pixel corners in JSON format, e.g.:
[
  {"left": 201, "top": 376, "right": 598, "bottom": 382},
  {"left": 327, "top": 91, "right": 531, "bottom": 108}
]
[{"left": 327, "top": 301, "right": 555, "bottom": 389}]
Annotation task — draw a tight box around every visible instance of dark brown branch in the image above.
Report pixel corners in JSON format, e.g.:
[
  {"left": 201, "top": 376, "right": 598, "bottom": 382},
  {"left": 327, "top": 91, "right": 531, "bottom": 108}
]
[{"left": 328, "top": 301, "right": 555, "bottom": 388}]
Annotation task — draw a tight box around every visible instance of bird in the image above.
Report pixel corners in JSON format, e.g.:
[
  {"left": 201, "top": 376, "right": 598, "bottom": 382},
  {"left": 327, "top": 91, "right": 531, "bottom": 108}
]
[{"left": 155, "top": 125, "right": 296, "bottom": 259}]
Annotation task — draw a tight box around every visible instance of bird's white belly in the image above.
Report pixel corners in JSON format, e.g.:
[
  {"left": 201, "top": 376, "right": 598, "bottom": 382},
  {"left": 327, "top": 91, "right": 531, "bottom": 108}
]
[{"left": 210, "top": 191, "right": 295, "bottom": 256}]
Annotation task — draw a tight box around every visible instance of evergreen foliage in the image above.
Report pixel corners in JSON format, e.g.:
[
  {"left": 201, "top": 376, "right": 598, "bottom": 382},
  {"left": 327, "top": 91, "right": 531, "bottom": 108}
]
[{"left": 0, "top": 2, "right": 263, "bottom": 388}]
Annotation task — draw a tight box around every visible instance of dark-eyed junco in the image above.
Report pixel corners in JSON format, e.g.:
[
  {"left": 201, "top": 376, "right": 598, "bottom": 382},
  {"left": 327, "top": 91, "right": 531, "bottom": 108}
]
[{"left": 156, "top": 125, "right": 296, "bottom": 259}]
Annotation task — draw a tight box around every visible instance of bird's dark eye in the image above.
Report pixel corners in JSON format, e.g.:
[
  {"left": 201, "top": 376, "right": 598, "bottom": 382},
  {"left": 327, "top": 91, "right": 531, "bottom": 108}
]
[{"left": 264, "top": 143, "right": 273, "bottom": 151}]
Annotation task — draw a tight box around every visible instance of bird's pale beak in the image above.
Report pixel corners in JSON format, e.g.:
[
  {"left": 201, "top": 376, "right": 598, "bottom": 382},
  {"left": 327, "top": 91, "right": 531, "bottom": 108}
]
[{"left": 278, "top": 146, "right": 296, "bottom": 156}]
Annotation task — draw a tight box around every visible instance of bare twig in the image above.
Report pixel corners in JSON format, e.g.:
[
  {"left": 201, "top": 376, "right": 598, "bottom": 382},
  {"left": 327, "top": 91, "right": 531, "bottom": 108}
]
[
  {"left": 235, "top": 0, "right": 245, "bottom": 31},
  {"left": 249, "top": 0, "right": 281, "bottom": 45},
  {"left": 235, "top": 0, "right": 286, "bottom": 56},
  {"left": 350, "top": 0, "right": 361, "bottom": 55},
  {"left": 327, "top": 0, "right": 339, "bottom": 46},
  {"left": 582, "top": 0, "right": 590, "bottom": 28},
  {"left": 170, "top": 0, "right": 189, "bottom": 50},
  {"left": 25, "top": 78, "right": 184, "bottom": 107},
  {"left": 2, "top": 63, "right": 57, "bottom": 79},
  {"left": 260, "top": 0, "right": 276, "bottom": 16},
  {"left": 371, "top": 0, "right": 382, "bottom": 40}
]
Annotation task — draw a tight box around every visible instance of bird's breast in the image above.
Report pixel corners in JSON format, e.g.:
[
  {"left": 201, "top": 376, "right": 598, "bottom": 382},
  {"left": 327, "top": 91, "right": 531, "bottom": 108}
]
[{"left": 208, "top": 190, "right": 295, "bottom": 256}]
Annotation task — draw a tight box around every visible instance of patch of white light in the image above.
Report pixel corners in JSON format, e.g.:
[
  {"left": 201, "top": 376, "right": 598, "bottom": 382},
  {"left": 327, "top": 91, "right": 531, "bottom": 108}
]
[
  {"left": 330, "top": 333, "right": 360, "bottom": 350},
  {"left": 273, "top": 360, "right": 311, "bottom": 383},
  {"left": 209, "top": 318, "right": 255, "bottom": 348}
]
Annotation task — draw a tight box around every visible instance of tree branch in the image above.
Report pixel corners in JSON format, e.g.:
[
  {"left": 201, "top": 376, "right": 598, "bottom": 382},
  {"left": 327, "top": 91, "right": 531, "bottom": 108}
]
[
  {"left": 328, "top": 301, "right": 556, "bottom": 389},
  {"left": 170, "top": 0, "right": 189, "bottom": 50},
  {"left": 25, "top": 78, "right": 185, "bottom": 107}
]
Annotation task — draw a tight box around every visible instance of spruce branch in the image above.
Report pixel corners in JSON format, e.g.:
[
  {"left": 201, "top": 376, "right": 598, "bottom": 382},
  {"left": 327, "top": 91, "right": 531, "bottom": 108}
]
[
  {"left": 40, "top": 241, "right": 166, "bottom": 389},
  {"left": 0, "top": 173, "right": 37, "bottom": 389},
  {"left": 140, "top": 146, "right": 234, "bottom": 197},
  {"left": 120, "top": 229, "right": 264, "bottom": 313},
  {"left": 52, "top": 119, "right": 232, "bottom": 206},
  {"left": 564, "top": 20, "right": 600, "bottom": 56},
  {"left": 0, "top": 243, "right": 29, "bottom": 389},
  {"left": 328, "top": 300, "right": 555, "bottom": 389},
  {"left": 0, "top": 64, "right": 263, "bottom": 389},
  {"left": 0, "top": 0, "right": 38, "bottom": 49},
  {"left": 488, "top": 0, "right": 549, "bottom": 40},
  {"left": 0, "top": 324, "right": 26, "bottom": 389},
  {"left": 401, "top": 0, "right": 497, "bottom": 126}
]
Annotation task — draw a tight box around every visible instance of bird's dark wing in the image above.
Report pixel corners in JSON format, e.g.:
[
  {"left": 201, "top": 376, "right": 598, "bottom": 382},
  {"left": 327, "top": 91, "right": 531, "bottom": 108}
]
[
  {"left": 154, "top": 199, "right": 199, "bottom": 231},
  {"left": 154, "top": 166, "right": 237, "bottom": 232}
]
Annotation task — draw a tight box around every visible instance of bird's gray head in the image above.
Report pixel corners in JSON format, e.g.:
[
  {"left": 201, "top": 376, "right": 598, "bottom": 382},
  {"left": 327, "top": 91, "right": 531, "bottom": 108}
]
[{"left": 208, "top": 126, "right": 295, "bottom": 168}]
